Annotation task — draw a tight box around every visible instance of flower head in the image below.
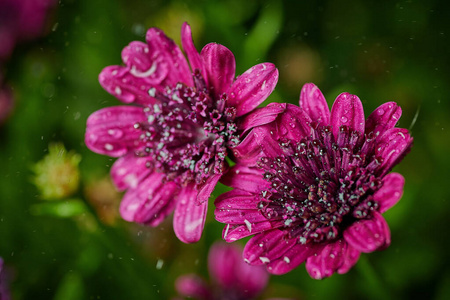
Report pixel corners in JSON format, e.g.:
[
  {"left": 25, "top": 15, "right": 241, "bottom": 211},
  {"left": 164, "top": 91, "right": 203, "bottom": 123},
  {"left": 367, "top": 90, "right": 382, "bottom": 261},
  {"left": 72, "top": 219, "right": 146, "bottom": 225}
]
[
  {"left": 85, "top": 23, "right": 278, "bottom": 243},
  {"left": 175, "top": 242, "right": 269, "bottom": 300},
  {"left": 0, "top": 0, "right": 55, "bottom": 61},
  {"left": 215, "top": 83, "right": 413, "bottom": 279},
  {"left": 32, "top": 143, "right": 81, "bottom": 200}
]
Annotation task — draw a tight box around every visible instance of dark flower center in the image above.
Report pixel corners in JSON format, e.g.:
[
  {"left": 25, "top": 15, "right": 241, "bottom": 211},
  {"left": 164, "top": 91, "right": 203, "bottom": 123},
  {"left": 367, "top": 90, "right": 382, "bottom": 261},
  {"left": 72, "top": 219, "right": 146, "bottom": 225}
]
[
  {"left": 135, "top": 71, "right": 239, "bottom": 185},
  {"left": 257, "top": 123, "right": 383, "bottom": 244}
]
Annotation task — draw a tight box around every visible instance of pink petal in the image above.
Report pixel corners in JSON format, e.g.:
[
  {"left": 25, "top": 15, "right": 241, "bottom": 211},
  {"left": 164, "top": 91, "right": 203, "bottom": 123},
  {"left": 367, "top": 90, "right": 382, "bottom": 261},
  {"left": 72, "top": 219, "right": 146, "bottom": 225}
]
[
  {"left": 267, "top": 243, "right": 321, "bottom": 275},
  {"left": 208, "top": 242, "right": 241, "bottom": 288},
  {"left": 180, "top": 22, "right": 206, "bottom": 83},
  {"left": 299, "top": 83, "right": 330, "bottom": 126},
  {"left": 305, "top": 239, "right": 360, "bottom": 279},
  {"left": 119, "top": 172, "right": 178, "bottom": 226},
  {"left": 216, "top": 208, "right": 270, "bottom": 225},
  {"left": 374, "top": 172, "right": 405, "bottom": 213},
  {"left": 219, "top": 165, "right": 269, "bottom": 193},
  {"left": 215, "top": 189, "right": 260, "bottom": 212},
  {"left": 375, "top": 128, "right": 413, "bottom": 176},
  {"left": 337, "top": 243, "right": 361, "bottom": 275},
  {"left": 85, "top": 106, "right": 145, "bottom": 157},
  {"left": 146, "top": 27, "right": 192, "bottom": 86},
  {"left": 201, "top": 43, "right": 236, "bottom": 98},
  {"left": 227, "top": 63, "right": 279, "bottom": 117},
  {"left": 99, "top": 66, "right": 158, "bottom": 105},
  {"left": 343, "top": 211, "right": 391, "bottom": 253},
  {"left": 277, "top": 104, "right": 313, "bottom": 141},
  {"left": 222, "top": 221, "right": 284, "bottom": 242},
  {"left": 243, "top": 230, "right": 297, "bottom": 265},
  {"left": 238, "top": 102, "right": 286, "bottom": 136},
  {"left": 365, "top": 102, "right": 402, "bottom": 138},
  {"left": 110, "top": 153, "right": 152, "bottom": 191},
  {"left": 235, "top": 256, "right": 269, "bottom": 298},
  {"left": 121, "top": 41, "right": 169, "bottom": 85},
  {"left": 232, "top": 126, "right": 278, "bottom": 166},
  {"left": 330, "top": 92, "right": 365, "bottom": 138},
  {"left": 197, "top": 173, "right": 221, "bottom": 204},
  {"left": 175, "top": 274, "right": 212, "bottom": 300},
  {"left": 173, "top": 185, "right": 208, "bottom": 243}
]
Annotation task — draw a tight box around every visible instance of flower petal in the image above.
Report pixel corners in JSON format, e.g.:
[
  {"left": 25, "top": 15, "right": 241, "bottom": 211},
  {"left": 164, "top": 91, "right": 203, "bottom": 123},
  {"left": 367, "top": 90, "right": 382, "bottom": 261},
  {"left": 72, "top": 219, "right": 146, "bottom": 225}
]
[
  {"left": 146, "top": 26, "right": 192, "bottom": 86},
  {"left": 238, "top": 102, "right": 286, "bottom": 136},
  {"left": 110, "top": 153, "right": 152, "bottom": 191},
  {"left": 119, "top": 172, "right": 178, "bottom": 226},
  {"left": 343, "top": 211, "right": 391, "bottom": 253},
  {"left": 305, "top": 239, "right": 359, "bottom": 279},
  {"left": 173, "top": 185, "right": 207, "bottom": 243},
  {"left": 365, "top": 102, "right": 402, "bottom": 138},
  {"left": 267, "top": 243, "right": 320, "bottom": 275},
  {"left": 299, "top": 83, "right": 330, "bottom": 126},
  {"left": 219, "top": 165, "right": 269, "bottom": 194},
  {"left": 222, "top": 221, "right": 284, "bottom": 242},
  {"left": 374, "top": 172, "right": 405, "bottom": 213},
  {"left": 85, "top": 106, "right": 145, "bottom": 157},
  {"left": 201, "top": 43, "right": 236, "bottom": 98},
  {"left": 99, "top": 65, "right": 158, "bottom": 105},
  {"left": 180, "top": 22, "right": 206, "bottom": 83},
  {"left": 227, "top": 63, "right": 279, "bottom": 117},
  {"left": 330, "top": 92, "right": 365, "bottom": 138},
  {"left": 175, "top": 275, "right": 212, "bottom": 300},
  {"left": 208, "top": 242, "right": 241, "bottom": 288},
  {"left": 243, "top": 230, "right": 297, "bottom": 266},
  {"left": 375, "top": 128, "right": 413, "bottom": 176},
  {"left": 215, "top": 189, "right": 259, "bottom": 212},
  {"left": 197, "top": 173, "right": 221, "bottom": 204},
  {"left": 337, "top": 243, "right": 361, "bottom": 275},
  {"left": 232, "top": 126, "right": 278, "bottom": 166}
]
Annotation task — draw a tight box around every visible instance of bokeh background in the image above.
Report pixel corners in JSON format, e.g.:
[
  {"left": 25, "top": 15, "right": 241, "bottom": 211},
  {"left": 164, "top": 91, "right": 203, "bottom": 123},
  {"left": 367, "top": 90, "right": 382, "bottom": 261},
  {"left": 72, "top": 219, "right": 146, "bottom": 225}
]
[{"left": 1, "top": 0, "right": 449, "bottom": 299}]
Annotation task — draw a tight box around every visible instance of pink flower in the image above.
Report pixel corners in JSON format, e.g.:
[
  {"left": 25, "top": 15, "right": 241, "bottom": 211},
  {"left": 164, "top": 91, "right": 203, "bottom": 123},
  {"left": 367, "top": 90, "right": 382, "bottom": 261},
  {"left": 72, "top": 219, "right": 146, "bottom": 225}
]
[
  {"left": 85, "top": 23, "right": 278, "bottom": 243},
  {"left": 0, "top": 78, "right": 13, "bottom": 124},
  {"left": 215, "top": 83, "right": 413, "bottom": 279},
  {"left": 175, "top": 242, "right": 270, "bottom": 300},
  {"left": 0, "top": 0, "right": 55, "bottom": 60},
  {"left": 0, "top": 258, "right": 11, "bottom": 300}
]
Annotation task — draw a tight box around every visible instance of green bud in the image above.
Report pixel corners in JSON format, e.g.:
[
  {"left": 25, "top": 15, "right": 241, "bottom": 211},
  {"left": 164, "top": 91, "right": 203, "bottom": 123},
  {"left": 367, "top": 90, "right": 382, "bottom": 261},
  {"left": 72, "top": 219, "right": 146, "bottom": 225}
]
[{"left": 32, "top": 143, "right": 81, "bottom": 200}]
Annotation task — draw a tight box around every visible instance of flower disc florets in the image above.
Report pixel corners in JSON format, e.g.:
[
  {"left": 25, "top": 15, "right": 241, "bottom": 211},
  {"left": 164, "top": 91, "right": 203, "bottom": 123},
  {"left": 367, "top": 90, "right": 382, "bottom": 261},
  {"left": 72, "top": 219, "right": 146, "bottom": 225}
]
[
  {"left": 135, "top": 71, "right": 239, "bottom": 185},
  {"left": 257, "top": 122, "right": 383, "bottom": 245}
]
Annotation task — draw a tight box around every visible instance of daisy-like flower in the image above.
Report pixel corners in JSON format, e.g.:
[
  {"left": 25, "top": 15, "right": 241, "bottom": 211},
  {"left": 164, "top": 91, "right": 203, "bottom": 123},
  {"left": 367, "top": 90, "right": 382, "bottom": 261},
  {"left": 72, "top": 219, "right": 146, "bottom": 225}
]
[
  {"left": 174, "top": 242, "right": 270, "bottom": 300},
  {"left": 215, "top": 83, "right": 413, "bottom": 279},
  {"left": 85, "top": 23, "right": 278, "bottom": 243}
]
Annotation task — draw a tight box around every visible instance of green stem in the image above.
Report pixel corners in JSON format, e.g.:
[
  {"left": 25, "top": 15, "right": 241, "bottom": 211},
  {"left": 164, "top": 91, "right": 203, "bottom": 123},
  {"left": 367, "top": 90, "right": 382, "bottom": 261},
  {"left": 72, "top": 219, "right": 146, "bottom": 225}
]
[{"left": 356, "top": 256, "right": 395, "bottom": 300}]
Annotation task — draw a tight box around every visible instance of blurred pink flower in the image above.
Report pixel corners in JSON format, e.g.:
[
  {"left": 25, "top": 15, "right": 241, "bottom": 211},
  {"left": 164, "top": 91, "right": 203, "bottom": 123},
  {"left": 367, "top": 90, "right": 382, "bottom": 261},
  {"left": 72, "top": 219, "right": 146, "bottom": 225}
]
[
  {"left": 0, "top": 258, "right": 11, "bottom": 300},
  {"left": 85, "top": 23, "right": 278, "bottom": 243},
  {"left": 215, "top": 83, "right": 413, "bottom": 279},
  {"left": 175, "top": 242, "right": 270, "bottom": 300},
  {"left": 0, "top": 81, "right": 13, "bottom": 124},
  {"left": 0, "top": 0, "right": 55, "bottom": 60}
]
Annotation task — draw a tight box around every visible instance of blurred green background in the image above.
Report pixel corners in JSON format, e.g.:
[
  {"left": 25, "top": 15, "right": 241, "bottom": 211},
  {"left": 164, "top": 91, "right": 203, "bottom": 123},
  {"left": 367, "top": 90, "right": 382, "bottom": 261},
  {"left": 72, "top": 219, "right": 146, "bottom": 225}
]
[{"left": 1, "top": 0, "right": 449, "bottom": 299}]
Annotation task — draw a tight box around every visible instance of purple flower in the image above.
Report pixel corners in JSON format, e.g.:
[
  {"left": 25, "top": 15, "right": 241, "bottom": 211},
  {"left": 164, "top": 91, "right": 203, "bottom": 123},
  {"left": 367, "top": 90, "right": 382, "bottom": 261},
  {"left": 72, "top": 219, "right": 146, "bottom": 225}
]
[
  {"left": 0, "top": 0, "right": 55, "bottom": 60},
  {"left": 85, "top": 23, "right": 278, "bottom": 243},
  {"left": 0, "top": 258, "right": 11, "bottom": 300},
  {"left": 175, "top": 242, "right": 269, "bottom": 300},
  {"left": 0, "top": 78, "right": 13, "bottom": 124},
  {"left": 215, "top": 83, "right": 413, "bottom": 279}
]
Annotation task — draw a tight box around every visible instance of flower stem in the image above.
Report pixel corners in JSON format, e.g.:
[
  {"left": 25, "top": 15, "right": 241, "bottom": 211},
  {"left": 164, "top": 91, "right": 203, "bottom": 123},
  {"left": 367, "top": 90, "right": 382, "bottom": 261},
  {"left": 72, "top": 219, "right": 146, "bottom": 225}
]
[{"left": 356, "top": 256, "right": 395, "bottom": 300}]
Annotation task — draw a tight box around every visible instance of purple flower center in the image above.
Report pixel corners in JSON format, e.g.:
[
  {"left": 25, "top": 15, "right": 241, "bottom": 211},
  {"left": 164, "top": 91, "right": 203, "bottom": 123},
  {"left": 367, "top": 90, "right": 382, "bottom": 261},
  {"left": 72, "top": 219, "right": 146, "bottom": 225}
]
[
  {"left": 134, "top": 71, "right": 239, "bottom": 185},
  {"left": 257, "top": 123, "right": 383, "bottom": 244}
]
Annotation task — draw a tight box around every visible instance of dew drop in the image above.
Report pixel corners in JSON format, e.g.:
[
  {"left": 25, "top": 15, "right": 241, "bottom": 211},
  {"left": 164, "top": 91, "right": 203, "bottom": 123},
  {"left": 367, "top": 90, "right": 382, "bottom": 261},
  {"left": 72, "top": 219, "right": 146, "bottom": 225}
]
[
  {"left": 377, "top": 108, "right": 385, "bottom": 115},
  {"left": 341, "top": 116, "right": 348, "bottom": 123}
]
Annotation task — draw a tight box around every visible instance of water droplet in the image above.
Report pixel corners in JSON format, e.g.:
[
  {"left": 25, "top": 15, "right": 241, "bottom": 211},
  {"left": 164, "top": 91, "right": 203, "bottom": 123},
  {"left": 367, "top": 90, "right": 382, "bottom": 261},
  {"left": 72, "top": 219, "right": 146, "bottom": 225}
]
[
  {"left": 341, "top": 116, "right": 348, "bottom": 123},
  {"left": 377, "top": 108, "right": 385, "bottom": 115}
]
